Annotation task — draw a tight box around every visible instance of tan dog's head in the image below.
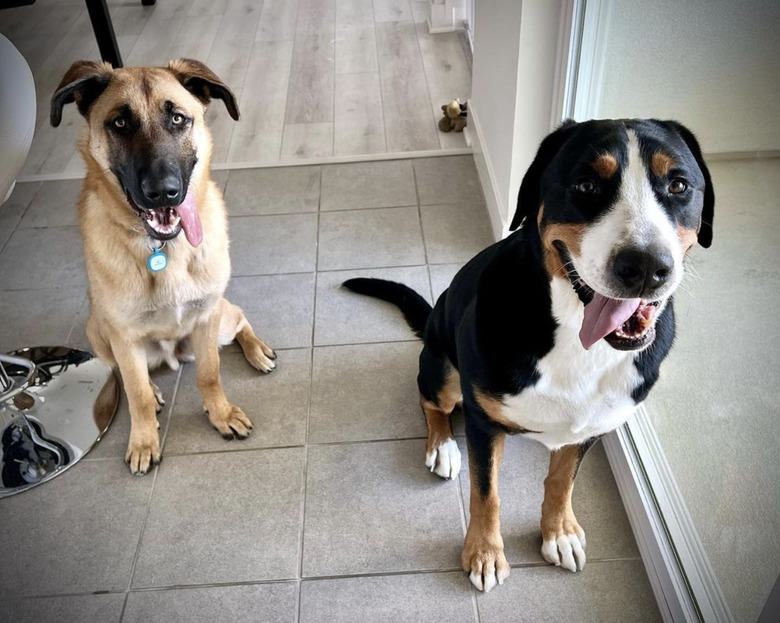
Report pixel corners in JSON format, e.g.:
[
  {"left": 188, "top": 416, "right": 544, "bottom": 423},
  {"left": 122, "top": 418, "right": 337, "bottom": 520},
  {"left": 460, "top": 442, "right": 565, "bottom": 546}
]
[{"left": 51, "top": 59, "right": 239, "bottom": 246}]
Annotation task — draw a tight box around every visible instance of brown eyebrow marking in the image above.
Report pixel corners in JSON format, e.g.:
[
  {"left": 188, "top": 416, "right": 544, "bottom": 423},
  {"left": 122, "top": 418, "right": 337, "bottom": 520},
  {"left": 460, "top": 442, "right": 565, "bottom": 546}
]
[
  {"left": 651, "top": 151, "right": 676, "bottom": 177},
  {"left": 590, "top": 153, "right": 618, "bottom": 179}
]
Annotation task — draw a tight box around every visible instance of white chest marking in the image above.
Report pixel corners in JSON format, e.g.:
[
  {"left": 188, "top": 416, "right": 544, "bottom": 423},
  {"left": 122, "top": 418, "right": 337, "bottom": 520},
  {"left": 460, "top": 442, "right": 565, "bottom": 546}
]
[{"left": 498, "top": 278, "right": 641, "bottom": 449}]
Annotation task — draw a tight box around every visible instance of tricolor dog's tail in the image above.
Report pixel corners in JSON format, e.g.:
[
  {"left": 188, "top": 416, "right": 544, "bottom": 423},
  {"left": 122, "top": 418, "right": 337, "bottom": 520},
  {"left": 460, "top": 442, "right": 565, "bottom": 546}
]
[{"left": 342, "top": 278, "right": 431, "bottom": 338}]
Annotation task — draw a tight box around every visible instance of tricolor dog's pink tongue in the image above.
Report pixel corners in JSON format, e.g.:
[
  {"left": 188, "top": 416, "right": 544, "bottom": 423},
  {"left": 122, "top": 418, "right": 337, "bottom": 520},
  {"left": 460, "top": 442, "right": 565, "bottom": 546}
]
[
  {"left": 178, "top": 190, "right": 202, "bottom": 247},
  {"left": 579, "top": 294, "right": 641, "bottom": 350}
]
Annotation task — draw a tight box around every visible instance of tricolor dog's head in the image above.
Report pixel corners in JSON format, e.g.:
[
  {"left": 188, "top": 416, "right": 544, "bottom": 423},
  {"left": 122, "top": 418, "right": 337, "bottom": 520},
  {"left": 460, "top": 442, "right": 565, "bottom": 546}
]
[
  {"left": 51, "top": 59, "right": 239, "bottom": 247},
  {"left": 511, "top": 119, "right": 714, "bottom": 352}
]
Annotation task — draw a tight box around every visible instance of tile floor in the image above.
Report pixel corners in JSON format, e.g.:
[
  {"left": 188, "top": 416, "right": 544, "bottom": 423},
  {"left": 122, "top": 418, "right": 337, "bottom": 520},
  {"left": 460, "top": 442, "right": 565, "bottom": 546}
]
[
  {"left": 0, "top": 156, "right": 662, "bottom": 622},
  {"left": 0, "top": 0, "right": 471, "bottom": 177}
]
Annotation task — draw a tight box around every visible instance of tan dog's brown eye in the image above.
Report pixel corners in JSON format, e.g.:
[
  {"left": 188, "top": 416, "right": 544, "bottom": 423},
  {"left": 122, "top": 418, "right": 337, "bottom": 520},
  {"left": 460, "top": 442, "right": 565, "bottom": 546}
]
[
  {"left": 668, "top": 179, "right": 687, "bottom": 194},
  {"left": 575, "top": 180, "right": 596, "bottom": 194},
  {"left": 172, "top": 113, "right": 185, "bottom": 125},
  {"left": 113, "top": 118, "right": 126, "bottom": 129}
]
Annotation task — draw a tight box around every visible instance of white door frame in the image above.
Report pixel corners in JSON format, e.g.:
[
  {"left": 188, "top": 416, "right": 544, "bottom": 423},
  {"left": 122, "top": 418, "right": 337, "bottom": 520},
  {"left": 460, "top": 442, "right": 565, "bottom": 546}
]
[{"left": 566, "top": 2, "right": 734, "bottom": 621}]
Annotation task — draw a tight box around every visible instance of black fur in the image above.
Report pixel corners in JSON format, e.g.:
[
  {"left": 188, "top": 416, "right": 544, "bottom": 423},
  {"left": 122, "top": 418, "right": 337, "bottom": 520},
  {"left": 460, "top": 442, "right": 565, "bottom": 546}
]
[{"left": 342, "top": 278, "right": 432, "bottom": 338}]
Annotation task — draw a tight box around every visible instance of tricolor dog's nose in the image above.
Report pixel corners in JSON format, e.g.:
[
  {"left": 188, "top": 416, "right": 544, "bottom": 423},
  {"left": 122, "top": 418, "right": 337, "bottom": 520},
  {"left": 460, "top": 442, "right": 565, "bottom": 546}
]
[
  {"left": 141, "top": 174, "right": 183, "bottom": 205},
  {"left": 613, "top": 247, "right": 673, "bottom": 294}
]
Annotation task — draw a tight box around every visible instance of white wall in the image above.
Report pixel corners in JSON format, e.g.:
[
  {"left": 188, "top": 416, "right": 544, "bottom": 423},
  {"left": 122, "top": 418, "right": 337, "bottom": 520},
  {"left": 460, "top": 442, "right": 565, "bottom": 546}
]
[
  {"left": 469, "top": 0, "right": 568, "bottom": 239},
  {"left": 595, "top": 0, "right": 780, "bottom": 154}
]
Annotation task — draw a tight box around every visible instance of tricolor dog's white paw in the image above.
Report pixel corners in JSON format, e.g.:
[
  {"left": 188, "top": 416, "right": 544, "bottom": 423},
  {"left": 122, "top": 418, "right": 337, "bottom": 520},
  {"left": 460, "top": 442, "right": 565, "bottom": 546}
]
[
  {"left": 425, "top": 438, "right": 461, "bottom": 480},
  {"left": 541, "top": 528, "right": 587, "bottom": 572},
  {"left": 462, "top": 542, "right": 510, "bottom": 593}
]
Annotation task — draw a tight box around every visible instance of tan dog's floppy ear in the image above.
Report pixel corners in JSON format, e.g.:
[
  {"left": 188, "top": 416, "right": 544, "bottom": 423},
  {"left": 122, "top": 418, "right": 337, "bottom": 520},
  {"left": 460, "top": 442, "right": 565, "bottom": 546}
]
[
  {"left": 168, "top": 58, "right": 240, "bottom": 121},
  {"left": 51, "top": 61, "right": 113, "bottom": 127},
  {"left": 509, "top": 119, "right": 578, "bottom": 231}
]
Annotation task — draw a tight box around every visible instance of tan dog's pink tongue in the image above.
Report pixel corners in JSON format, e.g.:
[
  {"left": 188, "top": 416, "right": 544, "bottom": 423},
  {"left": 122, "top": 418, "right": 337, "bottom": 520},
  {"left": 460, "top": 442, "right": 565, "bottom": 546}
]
[
  {"left": 579, "top": 294, "right": 640, "bottom": 350},
  {"left": 178, "top": 190, "right": 202, "bottom": 247}
]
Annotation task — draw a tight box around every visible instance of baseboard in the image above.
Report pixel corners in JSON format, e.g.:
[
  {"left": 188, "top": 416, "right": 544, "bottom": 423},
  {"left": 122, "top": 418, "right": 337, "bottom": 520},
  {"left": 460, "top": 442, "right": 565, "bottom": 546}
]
[
  {"left": 604, "top": 407, "right": 735, "bottom": 622},
  {"left": 467, "top": 102, "right": 505, "bottom": 242}
]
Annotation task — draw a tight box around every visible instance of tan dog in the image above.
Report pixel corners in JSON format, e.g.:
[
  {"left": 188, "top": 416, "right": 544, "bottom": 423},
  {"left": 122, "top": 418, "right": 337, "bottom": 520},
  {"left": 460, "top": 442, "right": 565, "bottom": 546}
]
[{"left": 51, "top": 59, "right": 276, "bottom": 475}]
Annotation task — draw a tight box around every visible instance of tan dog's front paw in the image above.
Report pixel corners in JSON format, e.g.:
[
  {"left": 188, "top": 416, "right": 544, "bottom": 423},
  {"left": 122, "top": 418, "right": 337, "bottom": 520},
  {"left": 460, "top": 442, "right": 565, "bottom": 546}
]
[
  {"left": 209, "top": 404, "right": 253, "bottom": 439},
  {"left": 541, "top": 515, "right": 586, "bottom": 572},
  {"left": 125, "top": 429, "right": 161, "bottom": 475},
  {"left": 244, "top": 342, "right": 277, "bottom": 374},
  {"left": 462, "top": 538, "right": 510, "bottom": 592}
]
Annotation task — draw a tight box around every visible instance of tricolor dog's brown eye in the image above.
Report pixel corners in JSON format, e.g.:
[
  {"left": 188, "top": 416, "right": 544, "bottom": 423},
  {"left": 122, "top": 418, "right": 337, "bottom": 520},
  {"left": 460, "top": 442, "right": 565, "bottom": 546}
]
[
  {"left": 113, "top": 118, "right": 126, "bottom": 129},
  {"left": 575, "top": 180, "right": 596, "bottom": 194},
  {"left": 668, "top": 179, "right": 688, "bottom": 194},
  {"left": 172, "top": 113, "right": 185, "bottom": 125}
]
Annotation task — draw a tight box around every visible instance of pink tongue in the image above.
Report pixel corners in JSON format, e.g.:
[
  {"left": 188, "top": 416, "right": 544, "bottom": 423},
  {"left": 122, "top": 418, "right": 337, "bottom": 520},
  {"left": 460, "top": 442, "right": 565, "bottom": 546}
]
[
  {"left": 177, "top": 189, "right": 202, "bottom": 247},
  {"left": 579, "top": 294, "right": 640, "bottom": 350}
]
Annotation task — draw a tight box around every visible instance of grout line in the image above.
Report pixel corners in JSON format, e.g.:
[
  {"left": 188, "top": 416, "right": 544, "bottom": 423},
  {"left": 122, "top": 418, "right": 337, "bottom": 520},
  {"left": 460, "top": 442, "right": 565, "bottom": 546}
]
[
  {"left": 122, "top": 366, "right": 183, "bottom": 598},
  {"left": 296, "top": 161, "right": 323, "bottom": 623},
  {"left": 63, "top": 289, "right": 89, "bottom": 346},
  {"left": 118, "top": 592, "right": 130, "bottom": 623},
  {"left": 19, "top": 555, "right": 646, "bottom": 601},
  {"left": 124, "top": 455, "right": 162, "bottom": 593}
]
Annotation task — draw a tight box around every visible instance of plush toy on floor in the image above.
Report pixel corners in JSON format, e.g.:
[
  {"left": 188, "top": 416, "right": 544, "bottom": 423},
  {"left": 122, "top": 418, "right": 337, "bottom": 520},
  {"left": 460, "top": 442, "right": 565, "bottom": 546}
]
[{"left": 438, "top": 98, "right": 467, "bottom": 132}]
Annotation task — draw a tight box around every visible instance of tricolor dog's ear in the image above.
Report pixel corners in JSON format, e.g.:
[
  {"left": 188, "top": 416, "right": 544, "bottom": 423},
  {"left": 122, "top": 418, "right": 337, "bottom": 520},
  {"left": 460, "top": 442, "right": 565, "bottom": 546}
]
[
  {"left": 51, "top": 61, "right": 113, "bottom": 127},
  {"left": 168, "top": 58, "right": 240, "bottom": 121},
  {"left": 665, "top": 121, "right": 714, "bottom": 248},
  {"left": 509, "top": 119, "right": 578, "bottom": 231}
]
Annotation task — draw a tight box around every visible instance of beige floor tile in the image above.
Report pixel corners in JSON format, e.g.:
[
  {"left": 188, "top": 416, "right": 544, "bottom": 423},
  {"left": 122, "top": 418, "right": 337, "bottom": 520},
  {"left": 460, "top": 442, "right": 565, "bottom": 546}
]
[
  {"left": 229, "top": 213, "right": 318, "bottom": 275},
  {"left": 421, "top": 202, "right": 493, "bottom": 264},
  {"left": 309, "top": 341, "right": 425, "bottom": 442},
  {"left": 302, "top": 440, "right": 464, "bottom": 576},
  {"left": 314, "top": 266, "right": 431, "bottom": 345},
  {"left": 124, "top": 584, "right": 298, "bottom": 623},
  {"left": 224, "top": 166, "right": 321, "bottom": 215},
  {"left": 226, "top": 272, "right": 316, "bottom": 349},
  {"left": 3, "top": 594, "right": 124, "bottom": 623},
  {"left": 318, "top": 206, "right": 426, "bottom": 270},
  {"left": 132, "top": 447, "right": 305, "bottom": 587},
  {"left": 475, "top": 560, "right": 660, "bottom": 623},
  {"left": 165, "top": 348, "right": 310, "bottom": 453},
  {"left": 300, "top": 573, "right": 476, "bottom": 623},
  {"left": 320, "top": 159, "right": 415, "bottom": 210},
  {"left": 0, "top": 459, "right": 153, "bottom": 596}
]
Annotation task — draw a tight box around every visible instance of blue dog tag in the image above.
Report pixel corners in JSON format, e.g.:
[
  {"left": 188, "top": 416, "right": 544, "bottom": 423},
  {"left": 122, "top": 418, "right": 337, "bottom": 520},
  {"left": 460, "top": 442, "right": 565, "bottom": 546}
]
[{"left": 147, "top": 247, "right": 168, "bottom": 272}]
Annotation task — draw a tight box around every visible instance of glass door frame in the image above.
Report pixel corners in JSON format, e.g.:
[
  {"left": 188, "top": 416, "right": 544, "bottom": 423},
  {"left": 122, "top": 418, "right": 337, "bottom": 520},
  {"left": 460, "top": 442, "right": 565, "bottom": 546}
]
[{"left": 562, "top": 2, "right": 736, "bottom": 621}]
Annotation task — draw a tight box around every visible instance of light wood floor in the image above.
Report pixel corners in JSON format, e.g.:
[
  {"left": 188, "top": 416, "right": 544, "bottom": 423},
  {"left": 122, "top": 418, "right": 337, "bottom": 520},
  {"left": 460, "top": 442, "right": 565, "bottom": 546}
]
[{"left": 0, "top": 0, "right": 472, "bottom": 177}]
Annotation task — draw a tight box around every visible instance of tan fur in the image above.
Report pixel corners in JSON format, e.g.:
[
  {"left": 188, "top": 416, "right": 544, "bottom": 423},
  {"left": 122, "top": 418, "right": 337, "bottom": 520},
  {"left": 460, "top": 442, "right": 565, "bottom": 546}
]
[
  {"left": 473, "top": 386, "right": 532, "bottom": 434},
  {"left": 537, "top": 206, "right": 586, "bottom": 281},
  {"left": 540, "top": 445, "right": 585, "bottom": 544},
  {"left": 421, "top": 363, "right": 461, "bottom": 458},
  {"left": 591, "top": 153, "right": 618, "bottom": 179},
  {"left": 462, "top": 433, "right": 510, "bottom": 582},
  {"left": 59, "top": 62, "right": 275, "bottom": 474},
  {"left": 677, "top": 225, "right": 698, "bottom": 255},
  {"left": 651, "top": 151, "right": 676, "bottom": 177}
]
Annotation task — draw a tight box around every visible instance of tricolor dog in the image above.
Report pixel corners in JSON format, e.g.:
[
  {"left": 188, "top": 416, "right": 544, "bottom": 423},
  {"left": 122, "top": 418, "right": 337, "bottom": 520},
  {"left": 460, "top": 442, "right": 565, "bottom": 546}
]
[{"left": 344, "top": 119, "right": 714, "bottom": 592}]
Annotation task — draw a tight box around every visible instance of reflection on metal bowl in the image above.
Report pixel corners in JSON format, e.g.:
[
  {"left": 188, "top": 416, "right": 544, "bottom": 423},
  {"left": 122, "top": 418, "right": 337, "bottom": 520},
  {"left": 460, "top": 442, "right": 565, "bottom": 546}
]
[{"left": 0, "top": 347, "right": 119, "bottom": 498}]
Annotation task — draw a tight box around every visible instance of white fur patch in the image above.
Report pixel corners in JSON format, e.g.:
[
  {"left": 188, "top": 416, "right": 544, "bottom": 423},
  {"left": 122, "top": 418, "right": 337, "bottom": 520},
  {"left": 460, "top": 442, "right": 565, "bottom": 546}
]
[
  {"left": 497, "top": 278, "right": 641, "bottom": 449},
  {"left": 425, "top": 438, "right": 461, "bottom": 480},
  {"left": 541, "top": 531, "right": 587, "bottom": 572},
  {"left": 577, "top": 130, "right": 683, "bottom": 301}
]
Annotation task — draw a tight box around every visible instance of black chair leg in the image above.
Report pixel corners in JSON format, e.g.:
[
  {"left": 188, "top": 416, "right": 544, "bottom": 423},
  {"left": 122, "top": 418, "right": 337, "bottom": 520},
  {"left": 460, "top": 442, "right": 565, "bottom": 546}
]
[{"left": 84, "top": 0, "right": 123, "bottom": 68}]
